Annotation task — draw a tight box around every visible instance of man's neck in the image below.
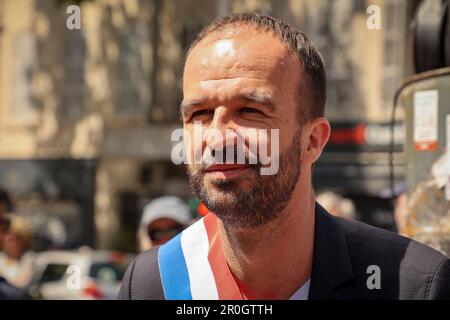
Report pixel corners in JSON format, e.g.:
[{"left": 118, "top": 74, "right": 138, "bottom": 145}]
[{"left": 218, "top": 189, "right": 316, "bottom": 300}]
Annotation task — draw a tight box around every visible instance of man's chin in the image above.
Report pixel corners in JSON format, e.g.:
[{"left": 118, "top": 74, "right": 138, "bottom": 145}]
[
  {"left": 200, "top": 189, "right": 240, "bottom": 214},
  {"left": 203, "top": 182, "right": 240, "bottom": 198},
  {"left": 204, "top": 177, "right": 253, "bottom": 194},
  {"left": 204, "top": 170, "right": 257, "bottom": 188}
]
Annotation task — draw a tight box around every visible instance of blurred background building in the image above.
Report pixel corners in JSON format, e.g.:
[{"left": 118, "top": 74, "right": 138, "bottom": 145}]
[{"left": 0, "top": 0, "right": 422, "bottom": 251}]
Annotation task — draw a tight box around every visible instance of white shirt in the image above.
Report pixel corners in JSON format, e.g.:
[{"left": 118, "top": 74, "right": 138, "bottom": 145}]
[{"left": 289, "top": 279, "right": 310, "bottom": 300}]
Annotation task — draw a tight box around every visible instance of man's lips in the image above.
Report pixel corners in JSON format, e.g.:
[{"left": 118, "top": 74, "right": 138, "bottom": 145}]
[{"left": 204, "top": 164, "right": 251, "bottom": 179}]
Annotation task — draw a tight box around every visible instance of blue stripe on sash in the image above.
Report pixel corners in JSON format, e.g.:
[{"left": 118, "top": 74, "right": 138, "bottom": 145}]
[{"left": 158, "top": 233, "right": 192, "bottom": 300}]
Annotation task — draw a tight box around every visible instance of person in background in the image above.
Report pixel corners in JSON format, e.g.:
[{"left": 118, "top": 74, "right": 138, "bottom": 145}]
[
  {"left": 0, "top": 216, "right": 28, "bottom": 299},
  {"left": 316, "top": 191, "right": 357, "bottom": 220},
  {"left": 0, "top": 216, "right": 10, "bottom": 253},
  {"left": 379, "top": 182, "right": 408, "bottom": 236},
  {"left": 393, "top": 193, "right": 409, "bottom": 236},
  {"left": 0, "top": 215, "right": 35, "bottom": 290},
  {"left": 0, "top": 188, "right": 13, "bottom": 253},
  {"left": 0, "top": 188, "right": 13, "bottom": 219},
  {"left": 137, "top": 196, "right": 192, "bottom": 251}
]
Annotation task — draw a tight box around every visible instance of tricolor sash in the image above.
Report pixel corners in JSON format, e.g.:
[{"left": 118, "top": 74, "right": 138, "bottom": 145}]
[{"left": 158, "top": 213, "right": 243, "bottom": 300}]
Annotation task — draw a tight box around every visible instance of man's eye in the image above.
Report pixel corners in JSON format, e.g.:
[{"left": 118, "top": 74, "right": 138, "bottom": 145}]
[
  {"left": 240, "top": 107, "right": 261, "bottom": 114},
  {"left": 191, "top": 109, "right": 213, "bottom": 118}
]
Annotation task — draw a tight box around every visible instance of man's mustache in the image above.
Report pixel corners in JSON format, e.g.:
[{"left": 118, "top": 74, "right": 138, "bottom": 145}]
[{"left": 191, "top": 146, "right": 263, "bottom": 174}]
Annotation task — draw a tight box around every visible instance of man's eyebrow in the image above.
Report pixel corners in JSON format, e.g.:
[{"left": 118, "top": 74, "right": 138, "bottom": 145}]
[
  {"left": 180, "top": 99, "right": 205, "bottom": 109},
  {"left": 180, "top": 99, "right": 206, "bottom": 116},
  {"left": 237, "top": 92, "right": 274, "bottom": 109},
  {"left": 180, "top": 92, "right": 274, "bottom": 116}
]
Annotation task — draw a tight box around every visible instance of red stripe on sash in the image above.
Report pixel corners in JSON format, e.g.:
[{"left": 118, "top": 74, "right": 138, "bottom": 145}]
[{"left": 203, "top": 213, "right": 243, "bottom": 300}]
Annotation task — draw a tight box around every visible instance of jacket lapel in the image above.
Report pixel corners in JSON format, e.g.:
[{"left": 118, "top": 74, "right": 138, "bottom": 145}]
[{"left": 308, "top": 202, "right": 355, "bottom": 299}]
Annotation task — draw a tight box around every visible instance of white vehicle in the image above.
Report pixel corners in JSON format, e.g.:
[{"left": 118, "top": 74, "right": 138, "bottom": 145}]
[{"left": 29, "top": 248, "right": 134, "bottom": 300}]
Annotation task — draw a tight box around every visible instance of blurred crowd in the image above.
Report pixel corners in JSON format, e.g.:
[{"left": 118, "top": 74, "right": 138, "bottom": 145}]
[{"left": 0, "top": 187, "right": 199, "bottom": 300}]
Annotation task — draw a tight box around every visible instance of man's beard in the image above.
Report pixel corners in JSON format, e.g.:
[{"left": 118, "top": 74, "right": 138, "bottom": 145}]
[{"left": 187, "top": 130, "right": 302, "bottom": 229}]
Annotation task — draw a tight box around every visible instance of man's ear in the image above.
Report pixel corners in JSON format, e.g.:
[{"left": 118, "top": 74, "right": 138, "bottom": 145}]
[{"left": 302, "top": 117, "right": 330, "bottom": 164}]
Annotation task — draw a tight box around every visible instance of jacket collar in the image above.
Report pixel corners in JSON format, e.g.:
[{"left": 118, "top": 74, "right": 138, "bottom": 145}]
[{"left": 308, "top": 202, "right": 355, "bottom": 299}]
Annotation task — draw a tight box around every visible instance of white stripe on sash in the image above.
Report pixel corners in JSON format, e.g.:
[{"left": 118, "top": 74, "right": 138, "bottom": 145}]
[{"left": 181, "top": 219, "right": 219, "bottom": 300}]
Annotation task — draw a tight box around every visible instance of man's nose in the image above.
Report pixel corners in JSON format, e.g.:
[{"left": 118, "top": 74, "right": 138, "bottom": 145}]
[
  {"left": 203, "top": 107, "right": 239, "bottom": 154},
  {"left": 209, "top": 106, "right": 229, "bottom": 132}
]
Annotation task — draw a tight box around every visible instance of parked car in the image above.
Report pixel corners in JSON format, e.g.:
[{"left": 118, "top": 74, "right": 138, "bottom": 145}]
[{"left": 28, "top": 247, "right": 134, "bottom": 300}]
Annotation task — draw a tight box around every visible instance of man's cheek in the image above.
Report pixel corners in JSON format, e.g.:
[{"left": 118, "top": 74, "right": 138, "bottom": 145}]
[
  {"left": 188, "top": 164, "right": 202, "bottom": 176},
  {"left": 260, "top": 129, "right": 280, "bottom": 176},
  {"left": 182, "top": 129, "right": 203, "bottom": 165}
]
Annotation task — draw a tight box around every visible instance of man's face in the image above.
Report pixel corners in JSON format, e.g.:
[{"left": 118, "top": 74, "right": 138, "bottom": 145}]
[{"left": 182, "top": 27, "right": 305, "bottom": 229}]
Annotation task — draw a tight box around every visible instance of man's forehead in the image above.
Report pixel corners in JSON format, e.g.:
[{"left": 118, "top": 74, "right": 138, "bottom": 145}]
[
  {"left": 210, "top": 39, "right": 235, "bottom": 60},
  {"left": 184, "top": 28, "right": 296, "bottom": 78}
]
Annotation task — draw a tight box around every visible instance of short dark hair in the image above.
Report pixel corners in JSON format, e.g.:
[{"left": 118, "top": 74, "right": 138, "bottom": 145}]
[{"left": 186, "top": 13, "right": 326, "bottom": 123}]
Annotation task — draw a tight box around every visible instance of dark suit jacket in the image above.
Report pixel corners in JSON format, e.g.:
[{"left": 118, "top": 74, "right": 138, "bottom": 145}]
[
  {"left": 118, "top": 203, "right": 450, "bottom": 300},
  {"left": 309, "top": 203, "right": 449, "bottom": 299}
]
